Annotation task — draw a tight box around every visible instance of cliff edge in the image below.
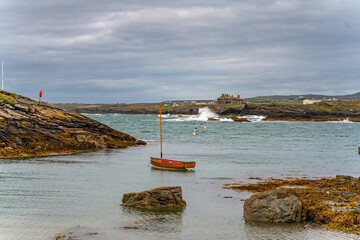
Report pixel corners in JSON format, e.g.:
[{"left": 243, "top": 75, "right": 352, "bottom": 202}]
[{"left": 0, "top": 91, "right": 146, "bottom": 159}]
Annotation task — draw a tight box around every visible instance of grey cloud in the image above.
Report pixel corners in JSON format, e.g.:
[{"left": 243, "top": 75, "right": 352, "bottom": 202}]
[{"left": 0, "top": 0, "right": 359, "bottom": 103}]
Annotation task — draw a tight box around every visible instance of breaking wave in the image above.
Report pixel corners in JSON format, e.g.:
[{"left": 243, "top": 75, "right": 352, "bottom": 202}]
[
  {"left": 164, "top": 107, "right": 218, "bottom": 122},
  {"left": 326, "top": 118, "right": 353, "bottom": 123},
  {"left": 237, "top": 115, "right": 266, "bottom": 122}
]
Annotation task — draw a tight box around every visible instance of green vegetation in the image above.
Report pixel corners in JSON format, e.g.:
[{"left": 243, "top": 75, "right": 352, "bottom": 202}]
[
  {"left": 308, "top": 100, "right": 360, "bottom": 111},
  {"left": 0, "top": 92, "right": 17, "bottom": 106},
  {"left": 245, "top": 98, "right": 303, "bottom": 104}
]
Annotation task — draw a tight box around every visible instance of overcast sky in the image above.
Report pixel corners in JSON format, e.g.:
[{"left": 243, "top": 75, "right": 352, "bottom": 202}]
[{"left": 0, "top": 0, "right": 359, "bottom": 103}]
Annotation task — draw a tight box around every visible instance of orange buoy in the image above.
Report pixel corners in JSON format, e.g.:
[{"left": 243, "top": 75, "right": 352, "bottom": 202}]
[{"left": 193, "top": 132, "right": 196, "bottom": 136}]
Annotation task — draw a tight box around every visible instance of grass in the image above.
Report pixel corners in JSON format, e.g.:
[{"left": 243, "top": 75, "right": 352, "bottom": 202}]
[{"left": 0, "top": 93, "right": 17, "bottom": 105}]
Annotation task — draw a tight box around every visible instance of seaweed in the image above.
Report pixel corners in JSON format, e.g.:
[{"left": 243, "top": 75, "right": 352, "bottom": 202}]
[{"left": 224, "top": 176, "right": 360, "bottom": 231}]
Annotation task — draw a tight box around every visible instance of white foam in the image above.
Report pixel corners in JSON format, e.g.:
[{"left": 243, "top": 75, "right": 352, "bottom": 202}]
[
  {"left": 237, "top": 115, "right": 266, "bottom": 122},
  {"left": 219, "top": 118, "right": 234, "bottom": 122},
  {"left": 326, "top": 118, "right": 353, "bottom": 123},
  {"left": 342, "top": 118, "right": 352, "bottom": 123},
  {"left": 197, "top": 107, "right": 218, "bottom": 121},
  {"left": 164, "top": 107, "right": 218, "bottom": 122}
]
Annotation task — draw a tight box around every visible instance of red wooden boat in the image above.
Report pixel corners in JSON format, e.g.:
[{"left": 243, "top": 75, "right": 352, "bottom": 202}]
[
  {"left": 150, "top": 104, "right": 196, "bottom": 171},
  {"left": 150, "top": 157, "right": 196, "bottom": 171}
]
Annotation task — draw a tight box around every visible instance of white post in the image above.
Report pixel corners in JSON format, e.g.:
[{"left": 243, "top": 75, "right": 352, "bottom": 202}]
[{"left": 1, "top": 61, "right": 3, "bottom": 90}]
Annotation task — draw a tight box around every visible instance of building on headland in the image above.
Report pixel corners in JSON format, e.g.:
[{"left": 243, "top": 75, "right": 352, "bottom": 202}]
[{"left": 216, "top": 94, "right": 243, "bottom": 104}]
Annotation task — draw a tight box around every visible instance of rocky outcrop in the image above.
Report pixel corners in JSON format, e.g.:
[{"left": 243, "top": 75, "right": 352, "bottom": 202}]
[
  {"left": 226, "top": 176, "right": 360, "bottom": 231},
  {"left": 243, "top": 189, "right": 302, "bottom": 223},
  {"left": 57, "top": 100, "right": 360, "bottom": 122},
  {"left": 240, "top": 102, "right": 360, "bottom": 121},
  {"left": 0, "top": 90, "right": 146, "bottom": 158},
  {"left": 121, "top": 186, "right": 186, "bottom": 210}
]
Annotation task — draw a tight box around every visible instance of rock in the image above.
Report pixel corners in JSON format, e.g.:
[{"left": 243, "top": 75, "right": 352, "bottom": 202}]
[
  {"left": 14, "top": 104, "right": 29, "bottom": 112},
  {"left": 240, "top": 102, "right": 360, "bottom": 121},
  {"left": 136, "top": 140, "right": 147, "bottom": 145},
  {"left": 335, "top": 175, "right": 354, "bottom": 180},
  {"left": 28, "top": 107, "right": 35, "bottom": 113},
  {"left": 4, "top": 104, "right": 15, "bottom": 109},
  {"left": 13, "top": 137, "right": 22, "bottom": 145},
  {"left": 207, "top": 118, "right": 219, "bottom": 121},
  {"left": 121, "top": 186, "right": 186, "bottom": 210},
  {"left": 232, "top": 117, "right": 250, "bottom": 122},
  {"left": 0, "top": 90, "right": 146, "bottom": 158},
  {"left": 244, "top": 189, "right": 302, "bottom": 223}
]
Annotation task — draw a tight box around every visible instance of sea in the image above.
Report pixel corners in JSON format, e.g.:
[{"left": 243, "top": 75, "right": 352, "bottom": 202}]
[{"left": 1, "top": 107, "right": 360, "bottom": 240}]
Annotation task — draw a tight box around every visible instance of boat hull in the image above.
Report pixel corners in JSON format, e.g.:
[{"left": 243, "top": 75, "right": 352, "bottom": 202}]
[{"left": 150, "top": 157, "right": 195, "bottom": 171}]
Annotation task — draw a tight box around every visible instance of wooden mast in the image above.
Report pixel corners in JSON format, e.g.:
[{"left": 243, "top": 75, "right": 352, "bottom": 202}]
[
  {"left": 1, "top": 61, "right": 4, "bottom": 90},
  {"left": 160, "top": 103, "right": 163, "bottom": 159}
]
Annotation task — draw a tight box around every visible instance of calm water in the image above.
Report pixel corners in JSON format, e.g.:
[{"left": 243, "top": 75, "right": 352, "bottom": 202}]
[{"left": 1, "top": 113, "right": 360, "bottom": 240}]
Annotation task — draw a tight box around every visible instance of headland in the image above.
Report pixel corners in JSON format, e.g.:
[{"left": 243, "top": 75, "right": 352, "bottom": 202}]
[
  {"left": 56, "top": 95, "right": 360, "bottom": 122},
  {"left": 0, "top": 90, "right": 146, "bottom": 159}
]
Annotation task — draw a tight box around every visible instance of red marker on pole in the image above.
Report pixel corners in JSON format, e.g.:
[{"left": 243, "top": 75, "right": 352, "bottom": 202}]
[{"left": 39, "top": 90, "right": 42, "bottom": 106}]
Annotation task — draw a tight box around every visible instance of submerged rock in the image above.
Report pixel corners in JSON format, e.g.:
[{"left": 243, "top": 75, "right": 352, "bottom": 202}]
[
  {"left": 244, "top": 189, "right": 302, "bottom": 223},
  {"left": 121, "top": 186, "right": 186, "bottom": 210}
]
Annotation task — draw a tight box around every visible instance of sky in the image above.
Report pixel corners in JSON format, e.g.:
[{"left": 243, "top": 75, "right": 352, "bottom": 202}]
[{"left": 0, "top": 0, "right": 359, "bottom": 103}]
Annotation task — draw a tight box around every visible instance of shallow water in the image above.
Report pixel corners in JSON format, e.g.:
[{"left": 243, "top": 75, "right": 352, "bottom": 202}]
[{"left": 1, "top": 114, "right": 360, "bottom": 239}]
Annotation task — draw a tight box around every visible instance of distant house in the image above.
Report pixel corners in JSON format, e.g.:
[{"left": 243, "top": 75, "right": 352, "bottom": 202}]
[
  {"left": 303, "top": 99, "right": 322, "bottom": 105},
  {"left": 216, "top": 94, "right": 243, "bottom": 104}
]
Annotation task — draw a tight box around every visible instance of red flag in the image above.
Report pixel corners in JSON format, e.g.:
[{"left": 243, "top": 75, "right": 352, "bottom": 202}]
[{"left": 39, "top": 90, "right": 42, "bottom": 98}]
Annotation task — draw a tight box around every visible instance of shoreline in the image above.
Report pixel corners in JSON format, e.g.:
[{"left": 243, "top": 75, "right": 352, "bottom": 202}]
[
  {"left": 56, "top": 100, "right": 360, "bottom": 122},
  {"left": 224, "top": 175, "right": 360, "bottom": 231},
  {"left": 0, "top": 90, "right": 147, "bottom": 160},
  {"left": 85, "top": 112, "right": 360, "bottom": 122},
  {"left": 0, "top": 146, "right": 147, "bottom": 160}
]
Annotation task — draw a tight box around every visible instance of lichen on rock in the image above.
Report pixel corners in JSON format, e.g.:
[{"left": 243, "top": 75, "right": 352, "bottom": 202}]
[
  {"left": 0, "top": 90, "right": 146, "bottom": 159},
  {"left": 121, "top": 186, "right": 186, "bottom": 210}
]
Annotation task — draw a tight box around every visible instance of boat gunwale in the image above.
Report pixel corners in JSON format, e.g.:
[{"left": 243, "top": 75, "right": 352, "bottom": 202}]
[{"left": 150, "top": 157, "right": 196, "bottom": 169}]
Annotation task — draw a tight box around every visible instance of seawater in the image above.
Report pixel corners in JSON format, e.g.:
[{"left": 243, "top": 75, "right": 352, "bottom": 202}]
[{"left": 0, "top": 113, "right": 360, "bottom": 240}]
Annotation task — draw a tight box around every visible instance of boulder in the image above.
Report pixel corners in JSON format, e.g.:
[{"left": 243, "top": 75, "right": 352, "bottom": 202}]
[
  {"left": 121, "top": 186, "right": 186, "bottom": 210},
  {"left": 244, "top": 189, "right": 302, "bottom": 223}
]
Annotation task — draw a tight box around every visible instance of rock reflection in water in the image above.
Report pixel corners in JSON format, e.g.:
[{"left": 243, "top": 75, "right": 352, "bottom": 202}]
[
  {"left": 53, "top": 226, "right": 100, "bottom": 240},
  {"left": 120, "top": 208, "right": 183, "bottom": 233}
]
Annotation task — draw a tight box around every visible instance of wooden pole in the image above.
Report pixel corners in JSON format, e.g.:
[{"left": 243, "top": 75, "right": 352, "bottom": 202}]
[
  {"left": 39, "top": 90, "right": 42, "bottom": 106},
  {"left": 1, "top": 61, "right": 3, "bottom": 90},
  {"left": 160, "top": 103, "right": 163, "bottom": 159}
]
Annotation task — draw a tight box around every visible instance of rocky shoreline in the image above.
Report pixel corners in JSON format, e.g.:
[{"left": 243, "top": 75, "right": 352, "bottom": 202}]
[
  {"left": 56, "top": 100, "right": 360, "bottom": 122},
  {"left": 238, "top": 102, "right": 360, "bottom": 122},
  {"left": 0, "top": 91, "right": 146, "bottom": 159},
  {"left": 224, "top": 175, "right": 360, "bottom": 231}
]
